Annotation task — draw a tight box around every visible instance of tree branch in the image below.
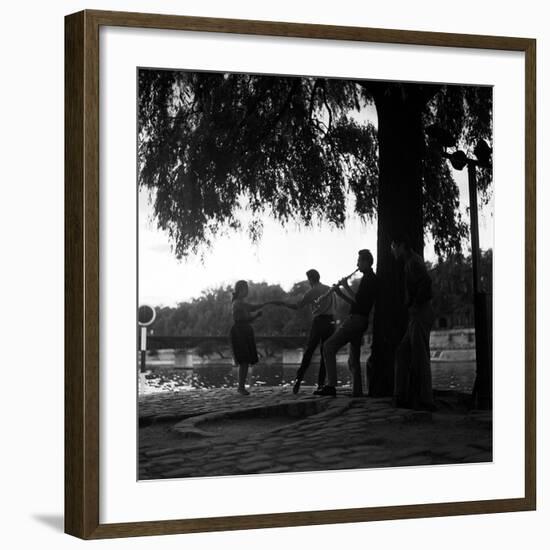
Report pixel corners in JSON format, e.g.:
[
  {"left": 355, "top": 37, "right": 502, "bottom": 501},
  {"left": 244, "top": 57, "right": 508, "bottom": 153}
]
[
  {"left": 321, "top": 85, "right": 333, "bottom": 132},
  {"left": 237, "top": 79, "right": 271, "bottom": 130},
  {"left": 255, "top": 80, "right": 300, "bottom": 144},
  {"left": 308, "top": 79, "right": 322, "bottom": 121}
]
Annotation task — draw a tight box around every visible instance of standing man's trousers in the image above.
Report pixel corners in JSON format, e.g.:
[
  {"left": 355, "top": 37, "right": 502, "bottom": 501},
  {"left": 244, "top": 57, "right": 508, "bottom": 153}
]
[
  {"left": 295, "top": 315, "right": 336, "bottom": 387},
  {"left": 323, "top": 314, "right": 369, "bottom": 394},
  {"left": 394, "top": 302, "right": 435, "bottom": 409}
]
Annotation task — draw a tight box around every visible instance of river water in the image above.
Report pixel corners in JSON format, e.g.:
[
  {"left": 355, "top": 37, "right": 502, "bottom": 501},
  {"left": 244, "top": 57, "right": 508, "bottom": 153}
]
[{"left": 140, "top": 361, "right": 476, "bottom": 394}]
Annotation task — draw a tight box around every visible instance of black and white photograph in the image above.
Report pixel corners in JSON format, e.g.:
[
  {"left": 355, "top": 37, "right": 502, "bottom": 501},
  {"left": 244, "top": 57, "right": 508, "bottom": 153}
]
[
  {"left": 3, "top": 0, "right": 545, "bottom": 546},
  {"left": 137, "top": 68, "right": 494, "bottom": 480}
]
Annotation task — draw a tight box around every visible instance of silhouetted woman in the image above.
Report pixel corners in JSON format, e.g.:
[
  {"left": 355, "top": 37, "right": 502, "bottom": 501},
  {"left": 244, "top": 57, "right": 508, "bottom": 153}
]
[{"left": 230, "top": 280, "right": 266, "bottom": 395}]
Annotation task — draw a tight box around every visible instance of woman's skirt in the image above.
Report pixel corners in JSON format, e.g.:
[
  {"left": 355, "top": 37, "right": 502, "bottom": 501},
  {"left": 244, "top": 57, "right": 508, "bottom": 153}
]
[{"left": 230, "top": 322, "right": 259, "bottom": 365}]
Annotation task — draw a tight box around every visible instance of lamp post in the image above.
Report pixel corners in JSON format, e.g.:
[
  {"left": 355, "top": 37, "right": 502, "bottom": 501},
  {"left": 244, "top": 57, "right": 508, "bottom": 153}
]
[
  {"left": 427, "top": 127, "right": 492, "bottom": 410},
  {"left": 138, "top": 304, "right": 156, "bottom": 373}
]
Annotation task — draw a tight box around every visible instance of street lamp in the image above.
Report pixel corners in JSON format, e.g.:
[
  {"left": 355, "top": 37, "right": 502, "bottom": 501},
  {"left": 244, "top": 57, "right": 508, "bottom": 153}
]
[
  {"left": 138, "top": 304, "right": 157, "bottom": 373},
  {"left": 426, "top": 125, "right": 492, "bottom": 410}
]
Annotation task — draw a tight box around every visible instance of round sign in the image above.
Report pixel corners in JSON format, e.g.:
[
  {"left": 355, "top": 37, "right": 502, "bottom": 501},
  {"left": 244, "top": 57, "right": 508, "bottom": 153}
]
[{"left": 138, "top": 304, "right": 156, "bottom": 327}]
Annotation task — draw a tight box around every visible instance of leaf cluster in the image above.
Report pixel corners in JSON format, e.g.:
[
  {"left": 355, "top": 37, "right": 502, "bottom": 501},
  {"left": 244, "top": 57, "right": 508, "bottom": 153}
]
[
  {"left": 139, "top": 71, "right": 378, "bottom": 258},
  {"left": 139, "top": 71, "right": 492, "bottom": 259}
]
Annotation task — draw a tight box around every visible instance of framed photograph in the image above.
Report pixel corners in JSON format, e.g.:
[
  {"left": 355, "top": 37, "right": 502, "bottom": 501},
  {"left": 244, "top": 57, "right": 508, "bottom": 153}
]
[{"left": 65, "top": 10, "right": 536, "bottom": 539}]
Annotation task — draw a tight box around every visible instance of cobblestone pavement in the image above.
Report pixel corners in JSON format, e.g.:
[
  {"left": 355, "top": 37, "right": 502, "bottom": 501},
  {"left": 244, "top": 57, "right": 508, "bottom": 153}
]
[{"left": 139, "top": 387, "right": 492, "bottom": 480}]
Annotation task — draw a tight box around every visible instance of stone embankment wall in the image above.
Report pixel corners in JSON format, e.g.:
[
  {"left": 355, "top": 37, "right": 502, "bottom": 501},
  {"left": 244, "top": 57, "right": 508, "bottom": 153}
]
[{"left": 144, "top": 329, "right": 476, "bottom": 368}]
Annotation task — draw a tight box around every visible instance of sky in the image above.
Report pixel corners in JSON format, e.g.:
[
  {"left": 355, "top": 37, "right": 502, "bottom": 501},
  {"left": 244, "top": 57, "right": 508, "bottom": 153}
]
[{"left": 138, "top": 166, "right": 494, "bottom": 307}]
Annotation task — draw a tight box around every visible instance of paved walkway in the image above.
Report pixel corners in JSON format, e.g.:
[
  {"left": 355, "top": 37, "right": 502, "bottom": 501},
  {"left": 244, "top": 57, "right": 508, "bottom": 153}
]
[{"left": 139, "top": 386, "right": 492, "bottom": 480}]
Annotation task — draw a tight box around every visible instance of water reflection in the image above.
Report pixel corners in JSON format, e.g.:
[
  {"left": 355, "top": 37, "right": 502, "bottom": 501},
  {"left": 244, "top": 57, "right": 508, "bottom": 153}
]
[{"left": 140, "top": 362, "right": 476, "bottom": 394}]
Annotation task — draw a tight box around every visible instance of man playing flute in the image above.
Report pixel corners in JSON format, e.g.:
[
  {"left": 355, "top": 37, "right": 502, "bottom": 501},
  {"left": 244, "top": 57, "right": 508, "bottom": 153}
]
[{"left": 315, "top": 249, "right": 378, "bottom": 397}]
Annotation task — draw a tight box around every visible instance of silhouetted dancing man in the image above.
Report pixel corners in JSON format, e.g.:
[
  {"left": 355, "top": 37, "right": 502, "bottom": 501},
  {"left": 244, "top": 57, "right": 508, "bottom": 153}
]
[
  {"left": 277, "top": 269, "right": 336, "bottom": 394},
  {"left": 315, "top": 249, "right": 377, "bottom": 397}
]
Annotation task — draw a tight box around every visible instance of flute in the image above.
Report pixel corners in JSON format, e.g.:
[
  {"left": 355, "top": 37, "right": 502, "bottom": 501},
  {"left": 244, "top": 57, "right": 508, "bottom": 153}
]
[{"left": 313, "top": 268, "right": 359, "bottom": 306}]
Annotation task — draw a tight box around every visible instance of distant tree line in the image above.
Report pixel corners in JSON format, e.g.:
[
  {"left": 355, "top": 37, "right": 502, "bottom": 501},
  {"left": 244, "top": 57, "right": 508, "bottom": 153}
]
[
  {"left": 151, "top": 280, "right": 340, "bottom": 339},
  {"left": 430, "top": 249, "right": 492, "bottom": 329},
  {"left": 149, "top": 250, "right": 492, "bottom": 338}
]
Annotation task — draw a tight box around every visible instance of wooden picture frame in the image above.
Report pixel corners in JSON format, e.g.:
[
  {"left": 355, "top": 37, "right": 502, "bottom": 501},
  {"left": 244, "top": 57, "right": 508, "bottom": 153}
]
[{"left": 65, "top": 9, "right": 536, "bottom": 539}]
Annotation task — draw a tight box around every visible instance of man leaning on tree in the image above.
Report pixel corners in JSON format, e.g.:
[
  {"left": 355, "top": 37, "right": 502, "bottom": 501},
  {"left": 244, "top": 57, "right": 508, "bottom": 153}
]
[{"left": 391, "top": 236, "right": 436, "bottom": 411}]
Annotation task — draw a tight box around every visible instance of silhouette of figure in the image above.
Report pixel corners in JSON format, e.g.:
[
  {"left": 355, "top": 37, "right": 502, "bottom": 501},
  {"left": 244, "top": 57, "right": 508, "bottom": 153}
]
[
  {"left": 274, "top": 269, "right": 336, "bottom": 394},
  {"left": 315, "top": 249, "right": 378, "bottom": 397},
  {"left": 230, "top": 280, "right": 266, "bottom": 395},
  {"left": 391, "top": 237, "right": 436, "bottom": 410}
]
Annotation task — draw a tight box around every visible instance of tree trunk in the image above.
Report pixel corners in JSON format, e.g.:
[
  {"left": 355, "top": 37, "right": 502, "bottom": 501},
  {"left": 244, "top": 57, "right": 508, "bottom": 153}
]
[{"left": 368, "top": 84, "right": 426, "bottom": 397}]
